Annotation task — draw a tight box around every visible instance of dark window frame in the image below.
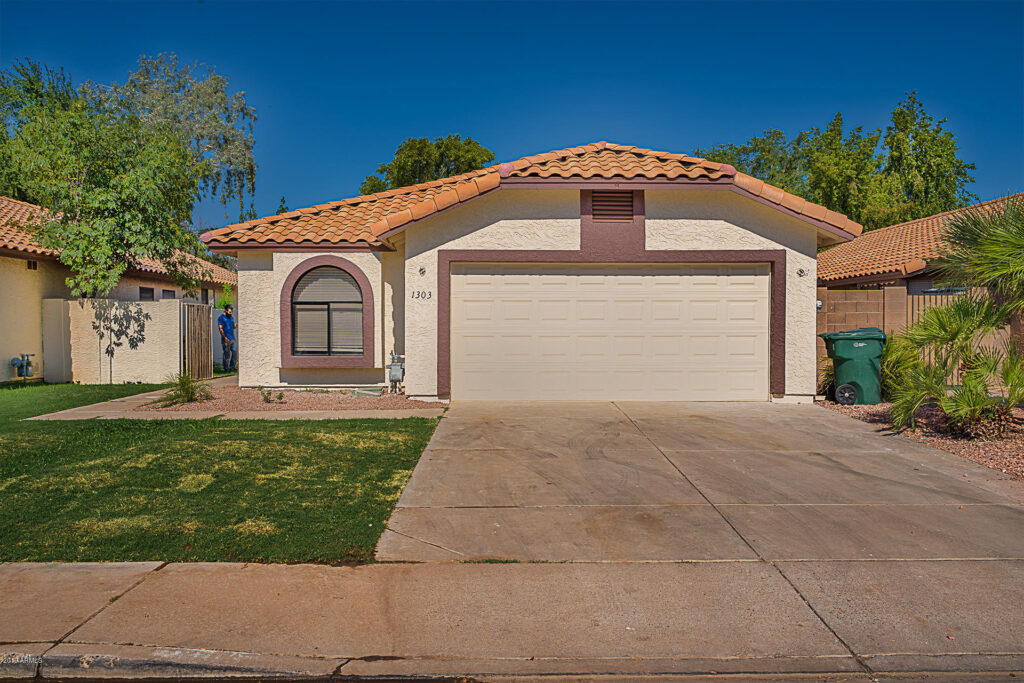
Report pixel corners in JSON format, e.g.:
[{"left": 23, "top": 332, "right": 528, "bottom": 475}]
[
  {"left": 139, "top": 286, "right": 155, "bottom": 301},
  {"left": 279, "top": 256, "right": 375, "bottom": 368}
]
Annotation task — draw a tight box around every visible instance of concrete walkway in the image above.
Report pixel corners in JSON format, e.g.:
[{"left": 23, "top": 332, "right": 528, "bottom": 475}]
[
  {"left": 3, "top": 402, "right": 1023, "bottom": 680},
  {"left": 26, "top": 376, "right": 444, "bottom": 421}
]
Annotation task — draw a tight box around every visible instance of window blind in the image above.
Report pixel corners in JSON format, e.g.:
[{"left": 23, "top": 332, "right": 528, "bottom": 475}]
[
  {"left": 293, "top": 267, "right": 361, "bottom": 303},
  {"left": 291, "top": 266, "right": 363, "bottom": 355}
]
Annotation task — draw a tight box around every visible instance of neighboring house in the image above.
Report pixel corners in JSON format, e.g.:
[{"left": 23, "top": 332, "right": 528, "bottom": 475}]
[
  {"left": 814, "top": 194, "right": 1021, "bottom": 355},
  {"left": 202, "top": 142, "right": 861, "bottom": 402},
  {"left": 817, "top": 193, "right": 1023, "bottom": 293},
  {"left": 1, "top": 195, "right": 237, "bottom": 381}
]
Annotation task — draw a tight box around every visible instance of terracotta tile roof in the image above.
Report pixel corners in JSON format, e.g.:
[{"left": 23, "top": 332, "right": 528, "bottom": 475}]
[
  {"left": 0, "top": 195, "right": 237, "bottom": 286},
  {"left": 202, "top": 142, "right": 862, "bottom": 248},
  {"left": 817, "top": 193, "right": 1023, "bottom": 284}
]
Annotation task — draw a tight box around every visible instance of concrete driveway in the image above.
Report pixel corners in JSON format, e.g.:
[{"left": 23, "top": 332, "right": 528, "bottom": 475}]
[
  {"left": 370, "top": 401, "right": 1024, "bottom": 675},
  {"left": 378, "top": 401, "right": 1024, "bottom": 563}
]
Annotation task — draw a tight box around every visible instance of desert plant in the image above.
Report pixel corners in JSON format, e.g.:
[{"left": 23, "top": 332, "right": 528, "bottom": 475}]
[
  {"left": 901, "top": 294, "right": 1009, "bottom": 374},
  {"left": 879, "top": 335, "right": 923, "bottom": 400},
  {"left": 935, "top": 193, "right": 1024, "bottom": 346},
  {"left": 890, "top": 342, "right": 1024, "bottom": 438},
  {"left": 160, "top": 372, "right": 213, "bottom": 405}
]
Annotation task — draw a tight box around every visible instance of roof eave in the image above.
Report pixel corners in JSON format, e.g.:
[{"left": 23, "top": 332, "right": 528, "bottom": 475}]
[
  {"left": 818, "top": 258, "right": 929, "bottom": 287},
  {"left": 206, "top": 240, "right": 395, "bottom": 254}
]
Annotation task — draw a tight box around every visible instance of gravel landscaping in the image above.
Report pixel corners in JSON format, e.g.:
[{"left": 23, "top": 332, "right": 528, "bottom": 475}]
[
  {"left": 136, "top": 384, "right": 437, "bottom": 412},
  {"left": 819, "top": 401, "right": 1024, "bottom": 479}
]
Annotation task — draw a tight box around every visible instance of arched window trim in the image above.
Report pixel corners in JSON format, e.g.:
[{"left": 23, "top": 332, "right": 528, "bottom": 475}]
[{"left": 280, "top": 256, "right": 374, "bottom": 368}]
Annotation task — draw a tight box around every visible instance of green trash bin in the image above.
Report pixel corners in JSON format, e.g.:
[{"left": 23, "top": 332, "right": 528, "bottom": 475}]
[{"left": 818, "top": 327, "right": 887, "bottom": 405}]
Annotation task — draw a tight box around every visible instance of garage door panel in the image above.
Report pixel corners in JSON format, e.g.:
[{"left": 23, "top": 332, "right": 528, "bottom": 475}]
[{"left": 451, "top": 263, "right": 770, "bottom": 401}]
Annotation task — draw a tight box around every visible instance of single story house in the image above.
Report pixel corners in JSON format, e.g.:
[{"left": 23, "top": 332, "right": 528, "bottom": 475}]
[
  {"left": 817, "top": 193, "right": 1022, "bottom": 292},
  {"left": 1, "top": 195, "right": 237, "bottom": 381},
  {"left": 202, "top": 142, "right": 861, "bottom": 402}
]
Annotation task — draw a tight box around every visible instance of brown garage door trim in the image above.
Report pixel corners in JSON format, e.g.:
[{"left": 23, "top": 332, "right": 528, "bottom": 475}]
[{"left": 437, "top": 248, "right": 787, "bottom": 398}]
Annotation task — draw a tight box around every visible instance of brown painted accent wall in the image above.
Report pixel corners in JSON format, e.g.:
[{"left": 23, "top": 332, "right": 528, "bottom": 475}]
[
  {"left": 438, "top": 248, "right": 787, "bottom": 398},
  {"left": 279, "top": 254, "right": 375, "bottom": 368},
  {"left": 579, "top": 190, "right": 646, "bottom": 257}
]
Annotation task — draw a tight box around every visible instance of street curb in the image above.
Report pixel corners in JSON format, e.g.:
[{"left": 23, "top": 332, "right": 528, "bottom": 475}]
[{"left": 37, "top": 643, "right": 345, "bottom": 679}]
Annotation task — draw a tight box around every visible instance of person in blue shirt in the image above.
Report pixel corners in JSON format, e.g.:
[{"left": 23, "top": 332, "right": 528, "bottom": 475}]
[{"left": 217, "top": 304, "right": 237, "bottom": 372}]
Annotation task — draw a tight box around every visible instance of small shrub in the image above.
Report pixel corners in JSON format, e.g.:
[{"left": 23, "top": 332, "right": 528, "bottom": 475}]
[
  {"left": 257, "top": 386, "right": 285, "bottom": 404},
  {"left": 817, "top": 356, "right": 835, "bottom": 397},
  {"left": 160, "top": 373, "right": 213, "bottom": 405},
  {"left": 880, "top": 335, "right": 923, "bottom": 401}
]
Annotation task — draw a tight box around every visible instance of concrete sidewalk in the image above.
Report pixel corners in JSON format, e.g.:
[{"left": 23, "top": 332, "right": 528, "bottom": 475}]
[
  {"left": 3, "top": 559, "right": 1023, "bottom": 680},
  {"left": 26, "top": 376, "right": 444, "bottom": 421}
]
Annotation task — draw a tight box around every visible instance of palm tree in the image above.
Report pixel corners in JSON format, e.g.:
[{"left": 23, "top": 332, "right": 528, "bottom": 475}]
[{"left": 935, "top": 193, "right": 1024, "bottom": 348}]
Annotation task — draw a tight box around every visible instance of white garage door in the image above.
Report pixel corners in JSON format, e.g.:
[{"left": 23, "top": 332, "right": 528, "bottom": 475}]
[{"left": 450, "top": 263, "right": 770, "bottom": 401}]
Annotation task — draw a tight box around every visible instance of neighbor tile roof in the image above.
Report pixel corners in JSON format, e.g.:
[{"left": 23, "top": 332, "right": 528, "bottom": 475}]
[
  {"left": 202, "top": 142, "right": 863, "bottom": 248},
  {"left": 817, "top": 193, "right": 1023, "bottom": 284},
  {"left": 0, "top": 195, "right": 237, "bottom": 286}
]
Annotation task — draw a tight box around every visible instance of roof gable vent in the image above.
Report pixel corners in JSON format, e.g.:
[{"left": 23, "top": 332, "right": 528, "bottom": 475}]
[{"left": 591, "top": 191, "right": 634, "bottom": 222}]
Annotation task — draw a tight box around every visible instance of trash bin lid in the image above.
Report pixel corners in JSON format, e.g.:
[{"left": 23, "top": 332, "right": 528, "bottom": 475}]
[{"left": 818, "top": 327, "right": 887, "bottom": 341}]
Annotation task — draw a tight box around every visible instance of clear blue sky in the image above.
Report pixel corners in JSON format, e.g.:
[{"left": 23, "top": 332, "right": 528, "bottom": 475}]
[{"left": 2, "top": 0, "right": 1022, "bottom": 229}]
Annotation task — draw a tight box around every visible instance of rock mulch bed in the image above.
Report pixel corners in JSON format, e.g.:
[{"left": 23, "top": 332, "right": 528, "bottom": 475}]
[
  {"left": 136, "top": 385, "right": 437, "bottom": 412},
  {"left": 819, "top": 401, "right": 1024, "bottom": 479}
]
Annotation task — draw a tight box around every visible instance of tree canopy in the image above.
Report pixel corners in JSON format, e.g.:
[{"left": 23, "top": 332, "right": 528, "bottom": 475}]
[
  {"left": 82, "top": 53, "right": 257, "bottom": 222},
  {"left": 693, "top": 94, "right": 976, "bottom": 230},
  {"left": 360, "top": 135, "right": 494, "bottom": 195},
  {"left": 0, "top": 56, "right": 251, "bottom": 295}
]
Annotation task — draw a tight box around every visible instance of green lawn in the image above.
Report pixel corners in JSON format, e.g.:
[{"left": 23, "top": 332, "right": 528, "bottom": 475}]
[{"left": 0, "top": 383, "right": 438, "bottom": 563}]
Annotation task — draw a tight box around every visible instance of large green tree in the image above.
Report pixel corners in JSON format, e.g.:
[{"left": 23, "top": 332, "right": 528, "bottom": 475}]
[
  {"left": 692, "top": 128, "right": 810, "bottom": 198},
  {"left": 2, "top": 59, "right": 208, "bottom": 296},
  {"left": 882, "top": 93, "right": 977, "bottom": 224},
  {"left": 0, "top": 60, "right": 78, "bottom": 202},
  {"left": 360, "top": 135, "right": 494, "bottom": 195},
  {"left": 82, "top": 53, "right": 258, "bottom": 222},
  {"left": 803, "top": 113, "right": 896, "bottom": 228},
  {"left": 693, "top": 94, "right": 976, "bottom": 230}
]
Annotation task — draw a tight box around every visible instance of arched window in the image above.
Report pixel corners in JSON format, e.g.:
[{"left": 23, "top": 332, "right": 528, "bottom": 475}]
[{"left": 291, "top": 266, "right": 363, "bottom": 355}]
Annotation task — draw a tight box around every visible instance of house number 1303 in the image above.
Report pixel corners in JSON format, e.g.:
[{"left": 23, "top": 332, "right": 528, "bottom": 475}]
[{"left": 411, "top": 290, "right": 432, "bottom": 300}]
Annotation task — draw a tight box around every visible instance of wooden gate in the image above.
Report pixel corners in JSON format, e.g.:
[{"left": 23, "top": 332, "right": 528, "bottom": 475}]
[
  {"left": 181, "top": 303, "right": 213, "bottom": 380},
  {"left": 907, "top": 291, "right": 1009, "bottom": 382}
]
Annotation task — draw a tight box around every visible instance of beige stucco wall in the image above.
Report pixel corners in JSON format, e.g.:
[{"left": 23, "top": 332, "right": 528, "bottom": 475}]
[
  {"left": 644, "top": 190, "right": 819, "bottom": 397},
  {"left": 1, "top": 255, "right": 69, "bottom": 381},
  {"left": 50, "top": 298, "right": 182, "bottom": 384},
  {"left": 236, "top": 250, "right": 387, "bottom": 387},
  {"left": 402, "top": 188, "right": 581, "bottom": 396}
]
